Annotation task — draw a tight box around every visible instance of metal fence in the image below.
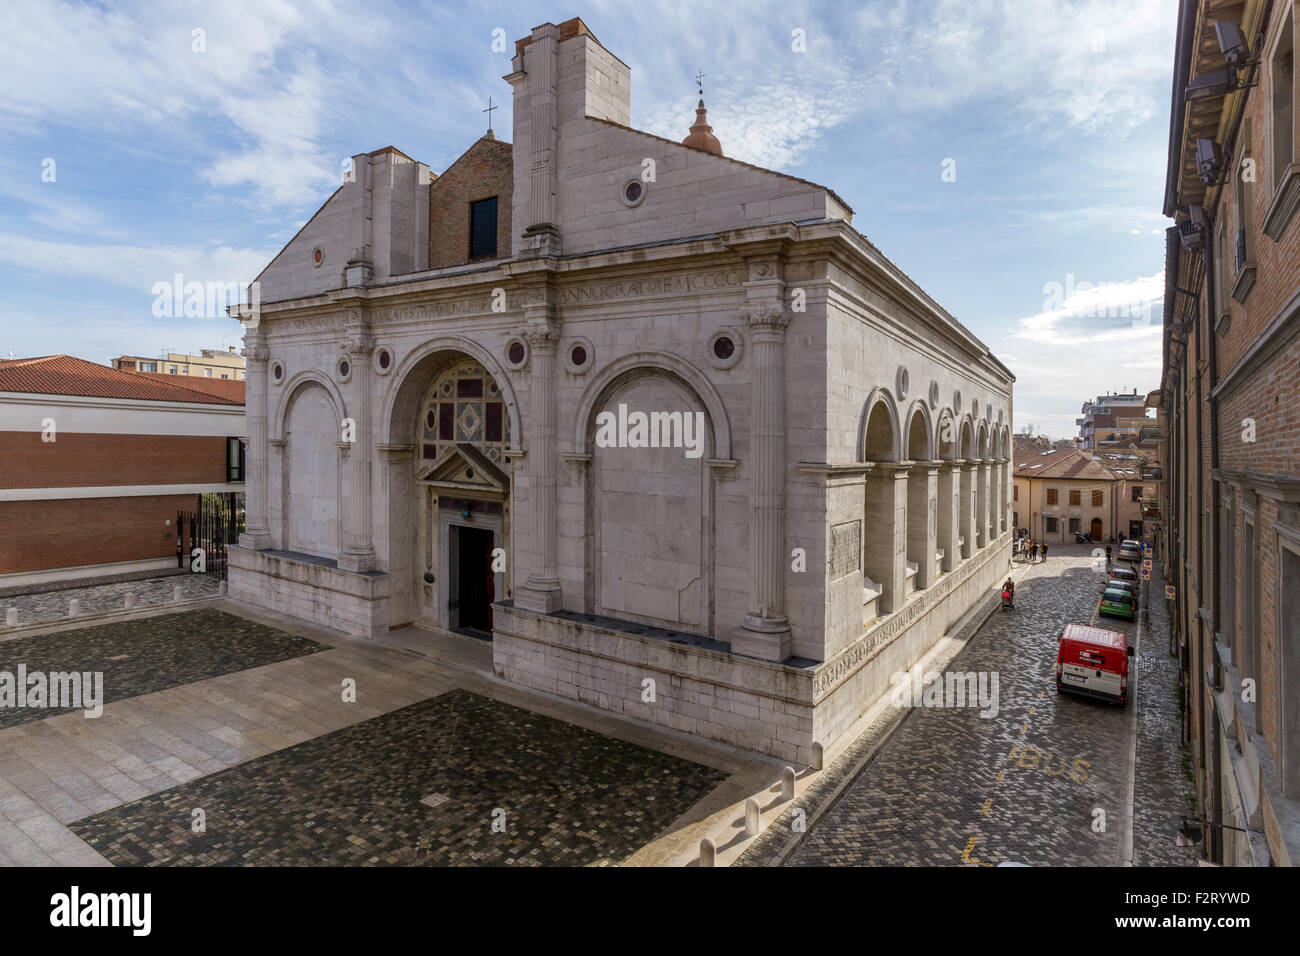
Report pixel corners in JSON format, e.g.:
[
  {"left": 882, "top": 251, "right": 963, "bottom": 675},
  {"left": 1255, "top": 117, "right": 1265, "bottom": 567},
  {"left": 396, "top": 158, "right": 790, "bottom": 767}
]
[{"left": 177, "top": 493, "right": 243, "bottom": 582}]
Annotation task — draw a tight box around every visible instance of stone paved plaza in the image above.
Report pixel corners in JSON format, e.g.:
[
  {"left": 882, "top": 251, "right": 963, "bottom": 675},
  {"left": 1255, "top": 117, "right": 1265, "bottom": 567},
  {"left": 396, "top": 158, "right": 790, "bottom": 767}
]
[
  {"left": 70, "top": 689, "right": 726, "bottom": 866},
  {"left": 741, "top": 544, "right": 1196, "bottom": 867},
  {"left": 1, "top": 574, "right": 220, "bottom": 628},
  {"left": 0, "top": 599, "right": 752, "bottom": 866},
  {"left": 0, "top": 609, "right": 327, "bottom": 729}
]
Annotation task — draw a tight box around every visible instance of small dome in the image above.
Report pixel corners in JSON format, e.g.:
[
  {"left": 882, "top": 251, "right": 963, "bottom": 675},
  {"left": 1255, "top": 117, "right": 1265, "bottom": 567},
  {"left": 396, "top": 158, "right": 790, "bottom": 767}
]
[{"left": 682, "top": 97, "right": 723, "bottom": 156}]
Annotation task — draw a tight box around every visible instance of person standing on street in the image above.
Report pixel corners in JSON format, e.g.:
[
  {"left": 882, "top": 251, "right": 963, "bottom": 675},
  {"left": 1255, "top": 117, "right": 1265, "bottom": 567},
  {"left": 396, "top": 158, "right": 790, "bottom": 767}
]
[{"left": 1041, "top": 543, "right": 1049, "bottom": 562}]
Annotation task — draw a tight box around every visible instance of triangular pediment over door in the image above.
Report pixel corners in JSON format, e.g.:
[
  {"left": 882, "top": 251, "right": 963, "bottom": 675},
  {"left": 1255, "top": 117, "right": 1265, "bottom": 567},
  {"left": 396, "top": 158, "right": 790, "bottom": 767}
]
[{"left": 416, "top": 442, "right": 510, "bottom": 496}]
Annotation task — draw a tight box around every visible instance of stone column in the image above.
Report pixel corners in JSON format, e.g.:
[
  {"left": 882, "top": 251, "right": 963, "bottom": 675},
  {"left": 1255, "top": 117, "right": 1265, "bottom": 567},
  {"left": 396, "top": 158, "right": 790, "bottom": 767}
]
[
  {"left": 339, "top": 322, "right": 375, "bottom": 573},
  {"left": 865, "top": 463, "right": 910, "bottom": 615},
  {"left": 1002, "top": 459, "right": 1013, "bottom": 533},
  {"left": 907, "top": 462, "right": 939, "bottom": 589},
  {"left": 976, "top": 460, "right": 991, "bottom": 548},
  {"left": 515, "top": 315, "right": 563, "bottom": 613},
  {"left": 239, "top": 329, "right": 271, "bottom": 550},
  {"left": 937, "top": 461, "right": 961, "bottom": 572},
  {"left": 734, "top": 302, "right": 793, "bottom": 662},
  {"left": 959, "top": 461, "right": 976, "bottom": 559}
]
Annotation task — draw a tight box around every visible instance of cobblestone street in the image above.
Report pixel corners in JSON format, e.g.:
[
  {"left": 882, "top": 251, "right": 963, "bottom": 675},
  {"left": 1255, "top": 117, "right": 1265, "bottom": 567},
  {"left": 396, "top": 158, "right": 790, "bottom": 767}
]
[{"left": 781, "top": 543, "right": 1197, "bottom": 867}]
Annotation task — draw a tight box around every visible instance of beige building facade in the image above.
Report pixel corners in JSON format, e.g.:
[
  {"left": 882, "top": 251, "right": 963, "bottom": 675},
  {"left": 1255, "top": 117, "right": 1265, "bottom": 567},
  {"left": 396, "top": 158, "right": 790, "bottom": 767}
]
[{"left": 113, "top": 347, "right": 246, "bottom": 380}]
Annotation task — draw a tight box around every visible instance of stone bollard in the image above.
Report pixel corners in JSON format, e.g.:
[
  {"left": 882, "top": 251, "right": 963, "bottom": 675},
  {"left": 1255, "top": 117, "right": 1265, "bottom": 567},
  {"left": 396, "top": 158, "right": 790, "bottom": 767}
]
[
  {"left": 218, "top": 580, "right": 227, "bottom": 596},
  {"left": 744, "top": 798, "right": 760, "bottom": 837},
  {"left": 5, "top": 608, "right": 15, "bottom": 627},
  {"left": 124, "top": 593, "right": 136, "bottom": 610},
  {"left": 699, "top": 838, "right": 715, "bottom": 867},
  {"left": 173, "top": 585, "right": 183, "bottom": 603},
  {"left": 811, "top": 741, "right": 824, "bottom": 771},
  {"left": 782, "top": 766, "right": 796, "bottom": 801},
  {"left": 68, "top": 598, "right": 79, "bottom": 618}
]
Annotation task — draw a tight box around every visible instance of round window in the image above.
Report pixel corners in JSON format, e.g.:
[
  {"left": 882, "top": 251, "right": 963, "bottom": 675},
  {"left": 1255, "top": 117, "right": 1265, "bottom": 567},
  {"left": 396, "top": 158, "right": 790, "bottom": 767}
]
[
  {"left": 624, "top": 181, "right": 643, "bottom": 203},
  {"left": 378, "top": 349, "right": 391, "bottom": 369},
  {"left": 339, "top": 359, "right": 350, "bottom": 378},
  {"left": 272, "top": 363, "right": 283, "bottom": 381},
  {"left": 713, "top": 336, "right": 735, "bottom": 360},
  {"left": 312, "top": 247, "right": 324, "bottom": 267},
  {"left": 508, "top": 341, "right": 525, "bottom": 365},
  {"left": 570, "top": 344, "right": 587, "bottom": 367}
]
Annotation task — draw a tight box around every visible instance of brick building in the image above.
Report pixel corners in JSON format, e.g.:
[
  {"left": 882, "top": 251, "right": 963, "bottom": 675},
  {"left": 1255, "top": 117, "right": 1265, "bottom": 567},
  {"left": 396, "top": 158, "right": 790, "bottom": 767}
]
[
  {"left": 0, "top": 356, "right": 245, "bottom": 587},
  {"left": 1160, "top": 0, "right": 1300, "bottom": 866}
]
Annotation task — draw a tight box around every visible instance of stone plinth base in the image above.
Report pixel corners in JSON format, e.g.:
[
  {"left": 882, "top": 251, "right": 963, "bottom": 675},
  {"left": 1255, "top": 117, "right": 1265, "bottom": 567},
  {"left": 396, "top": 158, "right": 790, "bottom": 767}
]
[
  {"left": 493, "top": 534, "right": 1011, "bottom": 765},
  {"left": 228, "top": 546, "right": 390, "bottom": 637}
]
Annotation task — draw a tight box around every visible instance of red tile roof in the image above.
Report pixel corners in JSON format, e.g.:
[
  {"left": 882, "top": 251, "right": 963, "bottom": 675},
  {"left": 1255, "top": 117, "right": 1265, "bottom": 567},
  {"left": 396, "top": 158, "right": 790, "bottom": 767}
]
[
  {"left": 1013, "top": 448, "right": 1116, "bottom": 481},
  {"left": 133, "top": 371, "right": 245, "bottom": 403},
  {"left": 0, "top": 356, "right": 244, "bottom": 405}
]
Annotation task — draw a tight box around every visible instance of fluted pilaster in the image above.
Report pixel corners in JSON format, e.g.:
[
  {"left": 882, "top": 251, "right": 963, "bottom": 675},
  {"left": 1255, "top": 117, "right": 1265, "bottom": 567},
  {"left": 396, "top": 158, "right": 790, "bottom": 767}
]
[
  {"left": 734, "top": 302, "right": 793, "bottom": 662},
  {"left": 516, "top": 316, "right": 563, "bottom": 613},
  {"left": 239, "top": 330, "right": 271, "bottom": 550}
]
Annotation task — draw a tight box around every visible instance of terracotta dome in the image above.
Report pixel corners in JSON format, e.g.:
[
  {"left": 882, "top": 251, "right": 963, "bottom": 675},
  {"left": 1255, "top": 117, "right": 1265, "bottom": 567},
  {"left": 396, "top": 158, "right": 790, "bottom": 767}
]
[{"left": 682, "top": 97, "right": 723, "bottom": 156}]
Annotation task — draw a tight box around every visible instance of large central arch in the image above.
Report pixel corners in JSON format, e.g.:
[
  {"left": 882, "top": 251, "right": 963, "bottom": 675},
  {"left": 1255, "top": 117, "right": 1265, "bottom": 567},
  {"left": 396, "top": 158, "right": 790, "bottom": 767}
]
[{"left": 380, "top": 337, "right": 524, "bottom": 631}]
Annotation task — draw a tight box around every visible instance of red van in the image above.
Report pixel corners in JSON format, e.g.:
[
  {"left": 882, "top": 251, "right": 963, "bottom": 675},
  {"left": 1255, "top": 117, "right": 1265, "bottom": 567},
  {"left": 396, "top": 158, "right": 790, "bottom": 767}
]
[{"left": 1055, "top": 624, "right": 1133, "bottom": 705}]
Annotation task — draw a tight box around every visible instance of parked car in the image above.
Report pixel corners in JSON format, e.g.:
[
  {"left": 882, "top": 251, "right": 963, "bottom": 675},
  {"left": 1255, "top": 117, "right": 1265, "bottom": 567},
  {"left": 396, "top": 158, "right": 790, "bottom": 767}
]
[
  {"left": 1099, "top": 587, "right": 1137, "bottom": 621},
  {"left": 1104, "top": 578, "right": 1138, "bottom": 608},
  {"left": 1117, "top": 539, "right": 1142, "bottom": 563},
  {"left": 1107, "top": 565, "right": 1138, "bottom": 583},
  {"left": 1056, "top": 623, "right": 1133, "bottom": 705}
]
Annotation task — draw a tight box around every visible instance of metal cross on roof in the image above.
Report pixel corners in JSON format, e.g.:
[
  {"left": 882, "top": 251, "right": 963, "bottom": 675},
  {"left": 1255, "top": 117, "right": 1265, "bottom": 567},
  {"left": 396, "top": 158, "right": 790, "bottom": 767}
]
[
  {"left": 696, "top": 71, "right": 705, "bottom": 95},
  {"left": 483, "top": 95, "right": 498, "bottom": 134}
]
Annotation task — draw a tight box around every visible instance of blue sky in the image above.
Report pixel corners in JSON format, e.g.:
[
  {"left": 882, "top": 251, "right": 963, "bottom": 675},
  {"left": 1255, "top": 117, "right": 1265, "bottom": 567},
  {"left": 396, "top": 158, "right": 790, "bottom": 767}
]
[{"left": 0, "top": 0, "right": 1175, "bottom": 437}]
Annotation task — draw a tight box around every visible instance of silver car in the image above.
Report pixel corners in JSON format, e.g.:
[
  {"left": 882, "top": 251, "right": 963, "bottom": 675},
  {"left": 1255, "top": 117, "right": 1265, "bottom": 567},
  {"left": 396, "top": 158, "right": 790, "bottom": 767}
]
[{"left": 1118, "top": 539, "right": 1142, "bottom": 562}]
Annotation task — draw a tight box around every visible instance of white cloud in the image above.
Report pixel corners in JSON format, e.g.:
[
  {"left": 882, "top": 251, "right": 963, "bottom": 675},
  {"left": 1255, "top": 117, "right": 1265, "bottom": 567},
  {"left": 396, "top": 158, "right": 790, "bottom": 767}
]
[{"left": 0, "top": 233, "right": 271, "bottom": 292}]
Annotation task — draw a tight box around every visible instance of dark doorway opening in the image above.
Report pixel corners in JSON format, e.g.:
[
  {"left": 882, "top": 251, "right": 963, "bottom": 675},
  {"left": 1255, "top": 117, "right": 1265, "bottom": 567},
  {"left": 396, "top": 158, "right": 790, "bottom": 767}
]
[
  {"left": 450, "top": 524, "right": 494, "bottom": 639},
  {"left": 1090, "top": 517, "right": 1103, "bottom": 541}
]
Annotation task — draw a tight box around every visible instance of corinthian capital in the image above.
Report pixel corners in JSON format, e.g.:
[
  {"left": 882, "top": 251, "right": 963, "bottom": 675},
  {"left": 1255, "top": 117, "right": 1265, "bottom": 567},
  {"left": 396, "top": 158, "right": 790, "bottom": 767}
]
[
  {"left": 343, "top": 333, "right": 374, "bottom": 358},
  {"left": 523, "top": 321, "right": 560, "bottom": 350},
  {"left": 740, "top": 302, "right": 792, "bottom": 333}
]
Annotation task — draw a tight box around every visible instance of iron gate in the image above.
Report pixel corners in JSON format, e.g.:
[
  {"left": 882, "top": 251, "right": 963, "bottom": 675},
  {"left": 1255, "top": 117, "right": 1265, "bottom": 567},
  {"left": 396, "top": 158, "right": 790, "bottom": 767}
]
[{"left": 177, "top": 493, "right": 242, "bottom": 581}]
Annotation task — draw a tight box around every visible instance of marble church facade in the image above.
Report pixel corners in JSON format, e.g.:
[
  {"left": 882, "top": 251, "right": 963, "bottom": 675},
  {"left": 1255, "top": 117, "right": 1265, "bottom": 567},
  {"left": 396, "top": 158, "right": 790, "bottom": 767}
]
[{"left": 229, "top": 17, "right": 1015, "bottom": 763}]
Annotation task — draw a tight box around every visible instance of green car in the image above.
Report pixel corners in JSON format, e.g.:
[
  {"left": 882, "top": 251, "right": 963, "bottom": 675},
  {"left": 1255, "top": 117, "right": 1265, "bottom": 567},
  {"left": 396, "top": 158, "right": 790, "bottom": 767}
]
[{"left": 1099, "top": 587, "right": 1136, "bottom": 621}]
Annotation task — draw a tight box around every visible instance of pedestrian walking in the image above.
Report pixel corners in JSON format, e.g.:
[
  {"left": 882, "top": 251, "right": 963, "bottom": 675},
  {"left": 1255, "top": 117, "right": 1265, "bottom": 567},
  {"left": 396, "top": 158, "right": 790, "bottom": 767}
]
[{"left": 1105, "top": 544, "right": 1113, "bottom": 564}]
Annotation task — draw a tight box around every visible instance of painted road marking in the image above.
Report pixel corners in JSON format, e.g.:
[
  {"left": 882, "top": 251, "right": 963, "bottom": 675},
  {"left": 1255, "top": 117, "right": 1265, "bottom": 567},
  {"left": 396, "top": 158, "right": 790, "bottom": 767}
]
[
  {"left": 981, "top": 798, "right": 992, "bottom": 816},
  {"left": 961, "top": 836, "right": 993, "bottom": 866}
]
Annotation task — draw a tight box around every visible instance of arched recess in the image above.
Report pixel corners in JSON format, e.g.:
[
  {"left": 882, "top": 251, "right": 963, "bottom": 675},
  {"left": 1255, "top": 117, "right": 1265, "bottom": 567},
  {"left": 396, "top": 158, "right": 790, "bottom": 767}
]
[
  {"left": 958, "top": 417, "right": 974, "bottom": 459},
  {"left": 976, "top": 421, "right": 990, "bottom": 460},
  {"left": 272, "top": 371, "right": 346, "bottom": 442},
  {"left": 379, "top": 338, "right": 522, "bottom": 631},
  {"left": 904, "top": 401, "right": 932, "bottom": 461},
  {"left": 859, "top": 387, "right": 901, "bottom": 462},
  {"left": 573, "top": 350, "right": 730, "bottom": 459},
  {"left": 382, "top": 335, "right": 523, "bottom": 449},
  {"left": 903, "top": 402, "right": 936, "bottom": 590},
  {"left": 278, "top": 380, "right": 343, "bottom": 559},
  {"left": 581, "top": 364, "right": 716, "bottom": 635},
  {"left": 937, "top": 409, "right": 958, "bottom": 460}
]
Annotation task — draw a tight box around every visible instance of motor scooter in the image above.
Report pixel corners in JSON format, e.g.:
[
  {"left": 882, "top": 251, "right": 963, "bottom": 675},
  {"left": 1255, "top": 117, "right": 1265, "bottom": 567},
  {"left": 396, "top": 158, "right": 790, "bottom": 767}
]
[{"left": 1074, "top": 531, "right": 1092, "bottom": 543}]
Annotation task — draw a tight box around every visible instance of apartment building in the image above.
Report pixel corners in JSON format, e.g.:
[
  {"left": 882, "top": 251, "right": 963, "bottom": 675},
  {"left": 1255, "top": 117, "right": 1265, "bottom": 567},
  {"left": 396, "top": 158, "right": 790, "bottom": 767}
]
[{"left": 113, "top": 346, "right": 246, "bottom": 381}]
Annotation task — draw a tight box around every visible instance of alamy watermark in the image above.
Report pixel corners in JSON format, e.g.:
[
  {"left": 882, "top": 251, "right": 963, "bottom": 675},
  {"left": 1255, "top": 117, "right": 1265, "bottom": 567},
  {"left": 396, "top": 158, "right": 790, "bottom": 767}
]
[
  {"left": 0, "top": 665, "right": 104, "bottom": 718},
  {"left": 890, "top": 667, "right": 1000, "bottom": 718},
  {"left": 593, "top": 403, "right": 706, "bottom": 459}
]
